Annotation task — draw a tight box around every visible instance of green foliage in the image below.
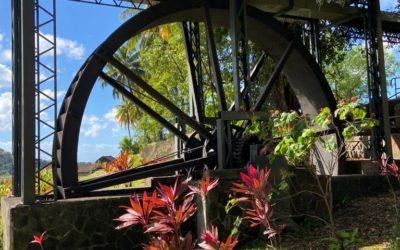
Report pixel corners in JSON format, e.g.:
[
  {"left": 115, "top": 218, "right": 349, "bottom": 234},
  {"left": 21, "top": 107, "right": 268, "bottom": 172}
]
[
  {"left": 316, "top": 0, "right": 346, "bottom": 6},
  {"left": 326, "top": 228, "right": 363, "bottom": 250},
  {"left": 37, "top": 168, "right": 53, "bottom": 194},
  {"left": 0, "top": 148, "right": 12, "bottom": 175},
  {"left": 272, "top": 110, "right": 315, "bottom": 165},
  {"left": 324, "top": 44, "right": 399, "bottom": 101},
  {"left": 119, "top": 136, "right": 141, "bottom": 154},
  {"left": 391, "top": 224, "right": 400, "bottom": 249},
  {"left": 271, "top": 98, "right": 376, "bottom": 165},
  {"left": 225, "top": 197, "right": 241, "bottom": 214},
  {"left": 0, "top": 177, "right": 11, "bottom": 197}
]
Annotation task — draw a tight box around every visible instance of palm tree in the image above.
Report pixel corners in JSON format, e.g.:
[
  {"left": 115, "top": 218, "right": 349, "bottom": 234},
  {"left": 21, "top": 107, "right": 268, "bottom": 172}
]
[
  {"left": 115, "top": 100, "right": 135, "bottom": 138},
  {"left": 102, "top": 37, "right": 145, "bottom": 139},
  {"left": 102, "top": 38, "right": 144, "bottom": 98}
]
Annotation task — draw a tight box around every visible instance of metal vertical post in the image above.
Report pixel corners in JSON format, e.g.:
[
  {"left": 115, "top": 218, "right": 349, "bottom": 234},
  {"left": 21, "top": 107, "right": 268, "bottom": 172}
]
[
  {"left": 21, "top": 0, "right": 36, "bottom": 204},
  {"left": 12, "top": 0, "right": 21, "bottom": 196},
  {"left": 230, "top": 0, "right": 249, "bottom": 111},
  {"left": 374, "top": 0, "right": 392, "bottom": 157},
  {"left": 365, "top": 0, "right": 392, "bottom": 159}
]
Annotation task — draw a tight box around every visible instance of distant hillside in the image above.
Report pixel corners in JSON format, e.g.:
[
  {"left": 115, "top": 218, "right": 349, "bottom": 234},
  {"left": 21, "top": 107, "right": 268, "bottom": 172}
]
[{"left": 0, "top": 148, "right": 12, "bottom": 175}]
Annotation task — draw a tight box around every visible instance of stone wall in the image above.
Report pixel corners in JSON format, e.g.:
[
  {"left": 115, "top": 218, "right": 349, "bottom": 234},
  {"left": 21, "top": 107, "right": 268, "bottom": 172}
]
[
  {"left": 2, "top": 170, "right": 398, "bottom": 250},
  {"left": 2, "top": 196, "right": 144, "bottom": 250}
]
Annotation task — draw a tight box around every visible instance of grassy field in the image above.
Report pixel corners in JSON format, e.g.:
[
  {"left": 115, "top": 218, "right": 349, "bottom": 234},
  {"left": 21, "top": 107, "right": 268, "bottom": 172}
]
[{"left": 79, "top": 169, "right": 148, "bottom": 189}]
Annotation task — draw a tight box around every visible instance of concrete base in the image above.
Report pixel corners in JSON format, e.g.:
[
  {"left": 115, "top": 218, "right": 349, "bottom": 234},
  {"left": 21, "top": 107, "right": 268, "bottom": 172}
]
[
  {"left": 1, "top": 196, "right": 144, "bottom": 250},
  {"left": 2, "top": 170, "right": 398, "bottom": 249}
]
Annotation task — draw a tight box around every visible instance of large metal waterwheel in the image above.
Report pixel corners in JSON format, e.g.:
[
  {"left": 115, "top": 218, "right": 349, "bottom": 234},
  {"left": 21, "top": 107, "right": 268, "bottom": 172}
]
[{"left": 54, "top": 0, "right": 336, "bottom": 198}]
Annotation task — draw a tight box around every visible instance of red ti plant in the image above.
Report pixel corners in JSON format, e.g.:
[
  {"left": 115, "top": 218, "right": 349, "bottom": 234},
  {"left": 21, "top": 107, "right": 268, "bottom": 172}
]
[
  {"left": 187, "top": 169, "right": 219, "bottom": 228},
  {"left": 115, "top": 191, "right": 161, "bottom": 229},
  {"left": 198, "top": 225, "right": 239, "bottom": 250},
  {"left": 231, "top": 165, "right": 284, "bottom": 243},
  {"left": 381, "top": 158, "right": 400, "bottom": 180},
  {"left": 103, "top": 151, "right": 131, "bottom": 173},
  {"left": 30, "top": 231, "right": 46, "bottom": 250},
  {"left": 115, "top": 177, "right": 197, "bottom": 249}
]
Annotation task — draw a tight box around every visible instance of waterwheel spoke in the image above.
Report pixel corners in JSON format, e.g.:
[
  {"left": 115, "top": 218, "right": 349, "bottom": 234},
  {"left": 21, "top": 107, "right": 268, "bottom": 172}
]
[
  {"left": 250, "top": 52, "right": 267, "bottom": 82},
  {"left": 253, "top": 41, "right": 294, "bottom": 111},
  {"left": 99, "top": 72, "right": 190, "bottom": 142},
  {"left": 96, "top": 50, "right": 213, "bottom": 140},
  {"left": 203, "top": 0, "right": 227, "bottom": 111},
  {"left": 229, "top": 52, "right": 267, "bottom": 111},
  {"left": 234, "top": 43, "right": 294, "bottom": 139}
]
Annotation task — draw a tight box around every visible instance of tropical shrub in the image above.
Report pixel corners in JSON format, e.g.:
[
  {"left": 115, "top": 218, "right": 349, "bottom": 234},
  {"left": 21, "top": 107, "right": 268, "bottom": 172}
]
[{"left": 114, "top": 170, "right": 234, "bottom": 249}]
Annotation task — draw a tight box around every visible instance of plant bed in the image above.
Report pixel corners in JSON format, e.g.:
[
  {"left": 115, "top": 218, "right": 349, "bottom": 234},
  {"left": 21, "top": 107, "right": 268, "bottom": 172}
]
[{"left": 238, "top": 190, "right": 399, "bottom": 249}]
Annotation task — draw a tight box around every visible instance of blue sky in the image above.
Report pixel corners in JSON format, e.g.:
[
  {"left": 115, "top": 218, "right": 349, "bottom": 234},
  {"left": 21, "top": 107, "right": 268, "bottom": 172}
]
[
  {"left": 0, "top": 0, "right": 398, "bottom": 162},
  {"left": 0, "top": 1, "right": 130, "bottom": 162}
]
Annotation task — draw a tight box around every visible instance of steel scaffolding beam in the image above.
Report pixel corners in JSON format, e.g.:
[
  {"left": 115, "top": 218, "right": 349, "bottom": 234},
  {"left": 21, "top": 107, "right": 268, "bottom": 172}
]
[
  {"left": 34, "top": 0, "right": 57, "bottom": 197},
  {"left": 12, "top": 0, "right": 36, "bottom": 204},
  {"left": 67, "top": 0, "right": 156, "bottom": 9},
  {"left": 12, "top": 0, "right": 22, "bottom": 197}
]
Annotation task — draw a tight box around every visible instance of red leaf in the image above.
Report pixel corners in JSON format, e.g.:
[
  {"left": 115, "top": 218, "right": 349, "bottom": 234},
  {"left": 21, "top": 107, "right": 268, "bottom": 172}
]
[
  {"left": 30, "top": 231, "right": 46, "bottom": 249},
  {"left": 115, "top": 191, "right": 158, "bottom": 229},
  {"left": 188, "top": 169, "right": 219, "bottom": 198}
]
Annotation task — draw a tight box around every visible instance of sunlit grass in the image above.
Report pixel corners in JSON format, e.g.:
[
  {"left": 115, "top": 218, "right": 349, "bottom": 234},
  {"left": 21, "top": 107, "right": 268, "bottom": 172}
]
[{"left": 79, "top": 169, "right": 149, "bottom": 190}]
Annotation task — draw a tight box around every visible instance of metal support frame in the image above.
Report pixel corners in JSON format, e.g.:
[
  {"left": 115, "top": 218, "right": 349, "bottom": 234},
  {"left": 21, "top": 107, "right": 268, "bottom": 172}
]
[
  {"left": 182, "top": 22, "right": 205, "bottom": 123},
  {"left": 99, "top": 72, "right": 189, "bottom": 141},
  {"left": 34, "top": 0, "right": 57, "bottom": 196},
  {"left": 12, "top": 0, "right": 22, "bottom": 197},
  {"left": 20, "top": 0, "right": 36, "bottom": 204},
  {"left": 97, "top": 51, "right": 213, "bottom": 140},
  {"left": 364, "top": 0, "right": 392, "bottom": 159},
  {"left": 70, "top": 154, "right": 217, "bottom": 196},
  {"left": 230, "top": 0, "right": 249, "bottom": 111},
  {"left": 67, "top": 0, "right": 154, "bottom": 10},
  {"left": 203, "top": 0, "right": 227, "bottom": 112},
  {"left": 253, "top": 41, "right": 294, "bottom": 111}
]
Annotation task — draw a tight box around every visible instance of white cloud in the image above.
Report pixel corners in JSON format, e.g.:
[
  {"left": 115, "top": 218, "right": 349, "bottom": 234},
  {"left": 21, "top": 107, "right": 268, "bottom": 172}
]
[
  {"left": 41, "top": 89, "right": 66, "bottom": 100},
  {"left": 57, "top": 36, "right": 85, "bottom": 59},
  {"left": 39, "top": 34, "right": 85, "bottom": 60},
  {"left": 0, "top": 141, "right": 12, "bottom": 152},
  {"left": 0, "top": 49, "right": 11, "bottom": 63},
  {"left": 81, "top": 115, "right": 107, "bottom": 137},
  {"left": 104, "top": 107, "right": 121, "bottom": 133},
  {"left": 0, "top": 33, "right": 3, "bottom": 43},
  {"left": 380, "top": 0, "right": 397, "bottom": 10},
  {"left": 0, "top": 64, "right": 12, "bottom": 88},
  {"left": 0, "top": 92, "right": 12, "bottom": 131},
  {"left": 104, "top": 107, "right": 118, "bottom": 122}
]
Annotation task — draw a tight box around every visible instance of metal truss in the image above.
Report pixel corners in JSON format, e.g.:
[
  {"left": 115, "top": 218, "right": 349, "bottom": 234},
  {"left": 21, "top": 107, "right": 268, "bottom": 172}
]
[
  {"left": 182, "top": 22, "right": 205, "bottom": 123},
  {"left": 34, "top": 0, "right": 57, "bottom": 197},
  {"left": 67, "top": 0, "right": 157, "bottom": 9}
]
